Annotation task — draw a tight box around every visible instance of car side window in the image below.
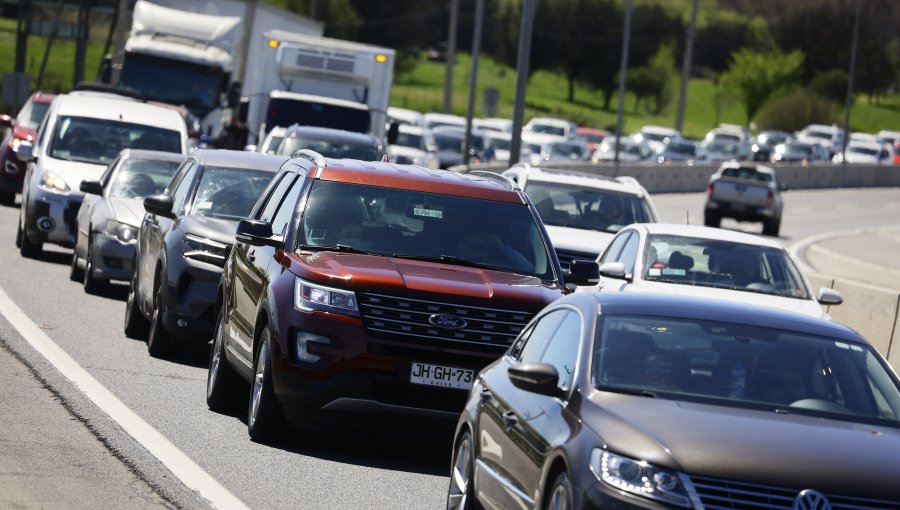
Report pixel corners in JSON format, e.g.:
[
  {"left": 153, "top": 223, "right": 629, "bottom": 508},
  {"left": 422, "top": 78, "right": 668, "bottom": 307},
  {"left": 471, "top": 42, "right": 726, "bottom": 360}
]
[
  {"left": 270, "top": 177, "right": 303, "bottom": 237},
  {"left": 600, "top": 231, "right": 631, "bottom": 264},
  {"left": 258, "top": 174, "right": 292, "bottom": 223},
  {"left": 170, "top": 161, "right": 198, "bottom": 215},
  {"left": 517, "top": 309, "right": 568, "bottom": 364},
  {"left": 617, "top": 233, "right": 640, "bottom": 274},
  {"left": 539, "top": 312, "right": 582, "bottom": 392}
]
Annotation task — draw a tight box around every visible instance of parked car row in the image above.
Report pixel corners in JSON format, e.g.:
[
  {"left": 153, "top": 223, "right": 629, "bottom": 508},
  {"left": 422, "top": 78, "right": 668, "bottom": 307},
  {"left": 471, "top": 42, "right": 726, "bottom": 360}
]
[{"left": 5, "top": 89, "right": 897, "bottom": 509}]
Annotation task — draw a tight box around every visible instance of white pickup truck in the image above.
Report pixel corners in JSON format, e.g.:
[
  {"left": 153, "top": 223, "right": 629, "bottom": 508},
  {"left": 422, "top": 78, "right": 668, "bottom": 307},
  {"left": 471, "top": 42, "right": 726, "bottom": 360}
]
[{"left": 703, "top": 162, "right": 785, "bottom": 237}]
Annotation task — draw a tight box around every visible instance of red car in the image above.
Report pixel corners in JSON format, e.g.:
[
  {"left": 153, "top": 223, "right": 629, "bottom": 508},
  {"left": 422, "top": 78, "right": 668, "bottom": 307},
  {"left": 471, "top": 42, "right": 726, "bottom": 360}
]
[
  {"left": 576, "top": 126, "right": 608, "bottom": 154},
  {"left": 0, "top": 92, "right": 56, "bottom": 203}
]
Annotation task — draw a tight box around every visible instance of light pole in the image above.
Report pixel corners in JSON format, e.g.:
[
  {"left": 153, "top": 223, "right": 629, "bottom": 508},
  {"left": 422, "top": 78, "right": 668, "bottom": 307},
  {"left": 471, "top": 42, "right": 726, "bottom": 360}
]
[
  {"left": 613, "top": 0, "right": 634, "bottom": 166},
  {"left": 509, "top": 0, "right": 536, "bottom": 166},
  {"left": 841, "top": 0, "right": 863, "bottom": 167},
  {"left": 463, "top": 0, "right": 485, "bottom": 165},
  {"left": 675, "top": 0, "right": 698, "bottom": 134},
  {"left": 443, "top": 0, "right": 460, "bottom": 114}
]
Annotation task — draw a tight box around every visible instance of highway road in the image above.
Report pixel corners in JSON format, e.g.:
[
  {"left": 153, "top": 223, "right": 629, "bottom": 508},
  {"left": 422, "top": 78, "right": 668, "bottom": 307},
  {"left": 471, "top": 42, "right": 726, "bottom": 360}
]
[{"left": 0, "top": 186, "right": 898, "bottom": 509}]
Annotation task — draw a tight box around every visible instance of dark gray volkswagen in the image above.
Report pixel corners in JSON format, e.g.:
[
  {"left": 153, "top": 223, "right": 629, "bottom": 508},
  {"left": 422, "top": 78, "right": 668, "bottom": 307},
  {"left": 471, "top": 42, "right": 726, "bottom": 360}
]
[
  {"left": 124, "top": 149, "right": 285, "bottom": 357},
  {"left": 448, "top": 292, "right": 900, "bottom": 510}
]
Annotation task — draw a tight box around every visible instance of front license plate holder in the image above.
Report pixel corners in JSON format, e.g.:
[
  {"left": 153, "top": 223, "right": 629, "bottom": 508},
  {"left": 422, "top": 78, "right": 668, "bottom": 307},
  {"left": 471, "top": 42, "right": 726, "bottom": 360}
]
[{"left": 410, "top": 362, "right": 474, "bottom": 390}]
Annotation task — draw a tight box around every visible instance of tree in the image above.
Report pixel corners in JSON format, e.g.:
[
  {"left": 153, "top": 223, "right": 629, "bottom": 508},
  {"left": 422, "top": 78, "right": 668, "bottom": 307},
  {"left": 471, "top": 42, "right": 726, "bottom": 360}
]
[{"left": 719, "top": 48, "right": 804, "bottom": 124}]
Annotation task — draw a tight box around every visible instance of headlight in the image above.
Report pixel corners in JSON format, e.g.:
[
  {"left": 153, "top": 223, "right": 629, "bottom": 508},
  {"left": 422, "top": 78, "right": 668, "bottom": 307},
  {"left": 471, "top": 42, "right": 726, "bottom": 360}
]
[
  {"left": 183, "top": 233, "right": 231, "bottom": 266},
  {"left": 590, "top": 448, "right": 691, "bottom": 507},
  {"left": 39, "top": 170, "right": 70, "bottom": 193},
  {"left": 105, "top": 220, "right": 138, "bottom": 243},
  {"left": 294, "top": 277, "right": 358, "bottom": 317}
]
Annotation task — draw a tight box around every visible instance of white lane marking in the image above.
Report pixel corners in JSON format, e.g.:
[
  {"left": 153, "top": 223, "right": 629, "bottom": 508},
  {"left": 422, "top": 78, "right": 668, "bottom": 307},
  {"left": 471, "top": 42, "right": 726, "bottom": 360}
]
[{"left": 0, "top": 285, "right": 249, "bottom": 510}]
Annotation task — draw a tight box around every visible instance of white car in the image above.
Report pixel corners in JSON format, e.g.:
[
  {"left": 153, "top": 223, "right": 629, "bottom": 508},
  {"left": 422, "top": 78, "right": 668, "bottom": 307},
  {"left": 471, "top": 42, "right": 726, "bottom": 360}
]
[
  {"left": 257, "top": 125, "right": 287, "bottom": 154},
  {"left": 700, "top": 124, "right": 752, "bottom": 161},
  {"left": 387, "top": 106, "right": 424, "bottom": 127},
  {"left": 796, "top": 124, "right": 845, "bottom": 158},
  {"left": 832, "top": 140, "right": 894, "bottom": 165},
  {"left": 577, "top": 223, "right": 843, "bottom": 319},
  {"left": 502, "top": 164, "right": 659, "bottom": 268},
  {"left": 635, "top": 125, "right": 681, "bottom": 155},
  {"left": 591, "top": 135, "right": 653, "bottom": 162},
  {"left": 386, "top": 124, "right": 439, "bottom": 168},
  {"left": 522, "top": 116, "right": 577, "bottom": 142},
  {"left": 16, "top": 91, "right": 188, "bottom": 257},
  {"left": 474, "top": 117, "right": 512, "bottom": 133},
  {"left": 423, "top": 112, "right": 466, "bottom": 131}
]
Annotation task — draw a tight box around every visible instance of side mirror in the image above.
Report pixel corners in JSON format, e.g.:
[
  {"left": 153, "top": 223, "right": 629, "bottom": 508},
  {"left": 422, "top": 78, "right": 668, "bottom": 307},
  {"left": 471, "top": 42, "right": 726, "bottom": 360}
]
[
  {"left": 0, "top": 114, "right": 12, "bottom": 129},
  {"left": 817, "top": 287, "right": 843, "bottom": 306},
  {"left": 80, "top": 180, "right": 103, "bottom": 195},
  {"left": 508, "top": 363, "right": 562, "bottom": 398},
  {"left": 235, "top": 218, "right": 280, "bottom": 247},
  {"left": 564, "top": 259, "right": 600, "bottom": 286},
  {"left": 15, "top": 141, "right": 35, "bottom": 162},
  {"left": 598, "top": 261, "right": 628, "bottom": 280},
  {"left": 387, "top": 121, "right": 400, "bottom": 146},
  {"left": 143, "top": 194, "right": 175, "bottom": 218}
]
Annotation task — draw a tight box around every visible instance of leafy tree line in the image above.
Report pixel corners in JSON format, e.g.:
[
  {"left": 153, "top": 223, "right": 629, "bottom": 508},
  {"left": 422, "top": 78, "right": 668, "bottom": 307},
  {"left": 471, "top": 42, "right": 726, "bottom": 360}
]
[{"left": 269, "top": 0, "right": 899, "bottom": 128}]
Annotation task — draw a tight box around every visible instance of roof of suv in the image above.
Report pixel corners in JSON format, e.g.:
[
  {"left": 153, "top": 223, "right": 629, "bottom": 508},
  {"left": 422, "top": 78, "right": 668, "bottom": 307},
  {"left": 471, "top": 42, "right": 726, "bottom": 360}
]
[
  {"left": 302, "top": 157, "right": 525, "bottom": 204},
  {"left": 191, "top": 149, "right": 288, "bottom": 170},
  {"left": 505, "top": 165, "right": 650, "bottom": 196},
  {"left": 53, "top": 93, "right": 185, "bottom": 129}
]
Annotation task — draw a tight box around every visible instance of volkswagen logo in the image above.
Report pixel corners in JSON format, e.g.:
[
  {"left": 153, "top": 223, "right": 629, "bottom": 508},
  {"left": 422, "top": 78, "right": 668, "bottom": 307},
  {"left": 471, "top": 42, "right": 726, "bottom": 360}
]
[
  {"left": 794, "top": 490, "right": 831, "bottom": 510},
  {"left": 428, "top": 313, "right": 467, "bottom": 330}
]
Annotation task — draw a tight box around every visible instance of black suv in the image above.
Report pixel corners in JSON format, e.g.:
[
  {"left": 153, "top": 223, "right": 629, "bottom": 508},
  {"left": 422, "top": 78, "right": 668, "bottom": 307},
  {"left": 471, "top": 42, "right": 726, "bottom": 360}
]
[
  {"left": 205, "top": 151, "right": 599, "bottom": 442},
  {"left": 124, "top": 149, "right": 286, "bottom": 357}
]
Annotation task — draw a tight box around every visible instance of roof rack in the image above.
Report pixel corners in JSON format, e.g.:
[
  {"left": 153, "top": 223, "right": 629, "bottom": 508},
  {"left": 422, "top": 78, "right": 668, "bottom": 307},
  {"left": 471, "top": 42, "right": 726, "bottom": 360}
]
[
  {"left": 469, "top": 170, "right": 517, "bottom": 190},
  {"left": 291, "top": 149, "right": 327, "bottom": 168}
]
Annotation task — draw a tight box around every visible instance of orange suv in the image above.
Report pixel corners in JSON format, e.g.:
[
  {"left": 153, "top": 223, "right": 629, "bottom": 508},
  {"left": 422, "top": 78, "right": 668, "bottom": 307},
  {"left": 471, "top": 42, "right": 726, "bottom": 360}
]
[{"left": 205, "top": 150, "right": 599, "bottom": 442}]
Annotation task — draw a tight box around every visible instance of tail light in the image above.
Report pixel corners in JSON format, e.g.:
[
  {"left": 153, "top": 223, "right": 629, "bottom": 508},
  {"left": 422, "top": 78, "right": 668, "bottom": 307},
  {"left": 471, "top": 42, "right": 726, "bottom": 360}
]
[
  {"left": 706, "top": 182, "right": 714, "bottom": 197},
  {"left": 766, "top": 190, "right": 774, "bottom": 209}
]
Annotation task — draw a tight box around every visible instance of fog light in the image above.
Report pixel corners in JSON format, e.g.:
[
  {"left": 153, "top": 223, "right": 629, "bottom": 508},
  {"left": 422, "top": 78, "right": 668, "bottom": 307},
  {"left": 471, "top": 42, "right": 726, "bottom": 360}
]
[
  {"left": 296, "top": 331, "right": 335, "bottom": 363},
  {"left": 177, "top": 319, "right": 188, "bottom": 328},
  {"left": 36, "top": 216, "right": 55, "bottom": 232}
]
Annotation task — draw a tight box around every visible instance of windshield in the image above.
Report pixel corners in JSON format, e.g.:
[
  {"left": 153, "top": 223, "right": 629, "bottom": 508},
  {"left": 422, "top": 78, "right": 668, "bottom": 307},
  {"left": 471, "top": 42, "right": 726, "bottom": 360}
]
[
  {"left": 593, "top": 315, "right": 900, "bottom": 425},
  {"left": 396, "top": 132, "right": 425, "bottom": 151},
  {"left": 641, "top": 234, "right": 810, "bottom": 299},
  {"left": 707, "top": 141, "right": 739, "bottom": 155},
  {"left": 760, "top": 133, "right": 788, "bottom": 146},
  {"left": 119, "top": 53, "right": 222, "bottom": 114},
  {"left": 642, "top": 132, "right": 669, "bottom": 142},
  {"left": 526, "top": 181, "right": 655, "bottom": 233},
  {"left": 109, "top": 158, "right": 181, "bottom": 198},
  {"left": 548, "top": 143, "right": 586, "bottom": 159},
  {"left": 806, "top": 130, "right": 833, "bottom": 141},
  {"left": 191, "top": 167, "right": 274, "bottom": 220},
  {"left": 434, "top": 133, "right": 464, "bottom": 153},
  {"left": 48, "top": 116, "right": 182, "bottom": 165},
  {"left": 266, "top": 98, "right": 370, "bottom": 133},
  {"left": 279, "top": 135, "right": 380, "bottom": 161},
  {"left": 299, "top": 180, "right": 553, "bottom": 279},
  {"left": 488, "top": 137, "right": 511, "bottom": 150},
  {"left": 668, "top": 142, "right": 696, "bottom": 156},
  {"left": 783, "top": 143, "right": 814, "bottom": 159},
  {"left": 848, "top": 145, "right": 878, "bottom": 156},
  {"left": 18, "top": 100, "right": 51, "bottom": 130},
  {"left": 530, "top": 124, "right": 565, "bottom": 137}
]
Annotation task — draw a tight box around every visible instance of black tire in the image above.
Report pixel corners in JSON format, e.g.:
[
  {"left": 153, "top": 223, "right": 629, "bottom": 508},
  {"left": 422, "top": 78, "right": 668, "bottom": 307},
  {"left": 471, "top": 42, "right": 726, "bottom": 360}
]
[
  {"left": 247, "top": 325, "right": 288, "bottom": 444},
  {"left": 543, "top": 471, "right": 573, "bottom": 510},
  {"left": 207, "top": 308, "right": 242, "bottom": 413},
  {"left": 83, "top": 237, "right": 108, "bottom": 295},
  {"left": 124, "top": 270, "right": 149, "bottom": 339},
  {"left": 18, "top": 209, "right": 42, "bottom": 258},
  {"left": 447, "top": 429, "right": 481, "bottom": 510},
  {"left": 146, "top": 275, "right": 172, "bottom": 358},
  {"left": 704, "top": 212, "right": 721, "bottom": 228},
  {"left": 69, "top": 250, "right": 83, "bottom": 282},
  {"left": 762, "top": 219, "right": 780, "bottom": 237}
]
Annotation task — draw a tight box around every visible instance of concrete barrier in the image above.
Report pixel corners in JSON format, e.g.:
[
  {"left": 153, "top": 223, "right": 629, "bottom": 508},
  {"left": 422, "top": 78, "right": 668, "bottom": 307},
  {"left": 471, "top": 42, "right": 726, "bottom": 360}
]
[{"left": 452, "top": 161, "right": 900, "bottom": 194}]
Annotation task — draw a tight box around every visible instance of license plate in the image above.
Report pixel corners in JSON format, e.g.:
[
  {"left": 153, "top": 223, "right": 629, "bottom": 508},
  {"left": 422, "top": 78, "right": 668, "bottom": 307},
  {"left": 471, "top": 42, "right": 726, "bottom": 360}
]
[{"left": 410, "top": 362, "right": 475, "bottom": 390}]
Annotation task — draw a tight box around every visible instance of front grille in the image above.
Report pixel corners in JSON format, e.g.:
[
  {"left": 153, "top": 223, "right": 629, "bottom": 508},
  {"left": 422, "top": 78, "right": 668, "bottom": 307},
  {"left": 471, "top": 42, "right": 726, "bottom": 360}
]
[
  {"left": 357, "top": 292, "right": 534, "bottom": 353},
  {"left": 325, "top": 58, "right": 354, "bottom": 73},
  {"left": 554, "top": 248, "right": 596, "bottom": 271},
  {"left": 688, "top": 475, "right": 900, "bottom": 510}
]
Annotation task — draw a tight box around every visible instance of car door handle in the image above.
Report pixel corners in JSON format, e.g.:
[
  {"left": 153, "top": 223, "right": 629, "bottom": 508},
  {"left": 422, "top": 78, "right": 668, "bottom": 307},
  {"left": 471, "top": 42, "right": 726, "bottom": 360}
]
[
  {"left": 502, "top": 411, "right": 518, "bottom": 427},
  {"left": 248, "top": 249, "right": 255, "bottom": 262}
]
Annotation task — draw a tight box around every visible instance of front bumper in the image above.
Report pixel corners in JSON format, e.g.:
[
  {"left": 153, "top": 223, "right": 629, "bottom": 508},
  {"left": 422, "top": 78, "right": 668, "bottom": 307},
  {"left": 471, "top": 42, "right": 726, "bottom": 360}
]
[
  {"left": 24, "top": 187, "right": 82, "bottom": 247},
  {"left": 162, "top": 257, "right": 222, "bottom": 343},
  {"left": 90, "top": 233, "right": 137, "bottom": 282}
]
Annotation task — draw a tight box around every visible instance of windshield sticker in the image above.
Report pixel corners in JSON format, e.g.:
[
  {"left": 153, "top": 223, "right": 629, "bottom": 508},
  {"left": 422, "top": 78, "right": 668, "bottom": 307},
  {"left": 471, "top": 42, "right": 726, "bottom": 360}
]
[
  {"left": 648, "top": 268, "right": 661, "bottom": 276},
  {"left": 413, "top": 206, "right": 443, "bottom": 219},
  {"left": 661, "top": 268, "right": 686, "bottom": 276}
]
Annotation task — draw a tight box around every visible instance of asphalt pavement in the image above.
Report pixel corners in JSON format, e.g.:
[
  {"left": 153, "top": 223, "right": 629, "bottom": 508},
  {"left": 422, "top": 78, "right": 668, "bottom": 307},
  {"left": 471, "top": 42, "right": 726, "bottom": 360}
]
[{"left": 799, "top": 226, "right": 900, "bottom": 291}]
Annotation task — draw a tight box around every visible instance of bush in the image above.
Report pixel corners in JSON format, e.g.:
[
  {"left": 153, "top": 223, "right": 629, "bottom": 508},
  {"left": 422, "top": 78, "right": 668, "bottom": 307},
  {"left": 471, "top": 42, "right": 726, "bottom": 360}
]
[
  {"left": 755, "top": 88, "right": 841, "bottom": 132},
  {"left": 810, "top": 69, "right": 849, "bottom": 103}
]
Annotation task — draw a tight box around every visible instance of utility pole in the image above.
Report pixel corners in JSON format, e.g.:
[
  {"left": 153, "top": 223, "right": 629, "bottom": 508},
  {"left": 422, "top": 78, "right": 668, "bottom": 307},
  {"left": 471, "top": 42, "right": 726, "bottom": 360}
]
[
  {"left": 110, "top": 0, "right": 130, "bottom": 84},
  {"left": 442, "top": 0, "right": 460, "bottom": 114},
  {"left": 15, "top": 0, "right": 31, "bottom": 73},
  {"left": 613, "top": 0, "right": 634, "bottom": 166},
  {"left": 841, "top": 0, "right": 863, "bottom": 166},
  {"left": 674, "top": 0, "right": 698, "bottom": 134},
  {"left": 463, "top": 0, "right": 485, "bottom": 165},
  {"left": 236, "top": 0, "right": 257, "bottom": 87},
  {"left": 73, "top": 0, "right": 90, "bottom": 86},
  {"left": 509, "top": 0, "right": 536, "bottom": 166}
]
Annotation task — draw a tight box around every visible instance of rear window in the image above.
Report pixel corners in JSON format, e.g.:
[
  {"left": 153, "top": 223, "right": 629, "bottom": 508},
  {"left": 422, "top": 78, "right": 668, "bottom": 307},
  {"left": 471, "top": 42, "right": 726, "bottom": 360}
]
[
  {"left": 191, "top": 167, "right": 274, "bottom": 220},
  {"left": 279, "top": 136, "right": 380, "bottom": 161},
  {"left": 109, "top": 158, "right": 182, "bottom": 198},
  {"left": 721, "top": 167, "right": 772, "bottom": 182},
  {"left": 266, "top": 98, "right": 370, "bottom": 133},
  {"left": 526, "top": 180, "right": 656, "bottom": 233}
]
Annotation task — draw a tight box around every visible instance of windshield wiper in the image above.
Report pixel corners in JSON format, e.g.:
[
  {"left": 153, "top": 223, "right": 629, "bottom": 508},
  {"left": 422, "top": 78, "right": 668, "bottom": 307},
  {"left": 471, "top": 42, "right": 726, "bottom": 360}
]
[
  {"left": 389, "top": 253, "right": 494, "bottom": 270},
  {"left": 298, "top": 244, "right": 380, "bottom": 256},
  {"left": 599, "top": 386, "right": 658, "bottom": 398}
]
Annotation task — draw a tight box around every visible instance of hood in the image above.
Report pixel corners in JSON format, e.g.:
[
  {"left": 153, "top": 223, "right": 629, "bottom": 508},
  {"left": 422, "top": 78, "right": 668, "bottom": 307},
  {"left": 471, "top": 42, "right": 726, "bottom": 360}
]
[
  {"left": 285, "top": 251, "right": 563, "bottom": 310},
  {"left": 544, "top": 225, "right": 614, "bottom": 258},
  {"left": 582, "top": 391, "right": 900, "bottom": 498},
  {"left": 13, "top": 125, "right": 37, "bottom": 141},
  {"left": 631, "top": 280, "right": 827, "bottom": 319},
  {"left": 107, "top": 197, "right": 146, "bottom": 228},
  {"left": 178, "top": 215, "right": 239, "bottom": 245},
  {"left": 42, "top": 157, "right": 106, "bottom": 193}
]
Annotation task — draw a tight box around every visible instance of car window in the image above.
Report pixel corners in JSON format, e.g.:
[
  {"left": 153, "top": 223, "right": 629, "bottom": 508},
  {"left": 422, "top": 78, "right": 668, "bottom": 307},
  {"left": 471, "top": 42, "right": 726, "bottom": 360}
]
[
  {"left": 600, "top": 231, "right": 631, "bottom": 263},
  {"left": 109, "top": 158, "right": 182, "bottom": 198},
  {"left": 170, "top": 161, "right": 198, "bottom": 215},
  {"left": 617, "top": 233, "right": 640, "bottom": 274},
  {"left": 18, "top": 99, "right": 51, "bottom": 130},
  {"left": 539, "top": 311, "right": 582, "bottom": 392},
  {"left": 279, "top": 136, "right": 379, "bottom": 161},
  {"left": 258, "top": 174, "right": 292, "bottom": 222},
  {"left": 516, "top": 310, "right": 569, "bottom": 363},
  {"left": 526, "top": 181, "right": 654, "bottom": 233},
  {"left": 191, "top": 167, "right": 275, "bottom": 220},
  {"left": 271, "top": 177, "right": 304, "bottom": 237}
]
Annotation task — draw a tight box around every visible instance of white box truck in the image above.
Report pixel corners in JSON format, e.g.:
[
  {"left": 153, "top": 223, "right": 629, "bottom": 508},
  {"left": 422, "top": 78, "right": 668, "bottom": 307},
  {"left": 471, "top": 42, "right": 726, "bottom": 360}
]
[{"left": 242, "top": 30, "right": 395, "bottom": 145}]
